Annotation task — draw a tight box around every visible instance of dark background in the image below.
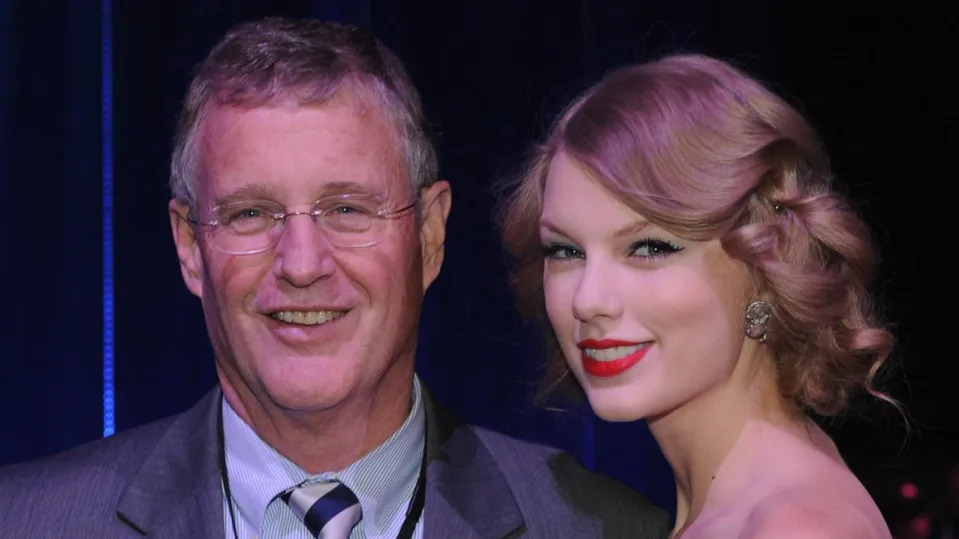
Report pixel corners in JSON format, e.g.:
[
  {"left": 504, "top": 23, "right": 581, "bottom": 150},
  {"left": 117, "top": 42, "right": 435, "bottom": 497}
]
[{"left": 2, "top": 1, "right": 956, "bottom": 536}]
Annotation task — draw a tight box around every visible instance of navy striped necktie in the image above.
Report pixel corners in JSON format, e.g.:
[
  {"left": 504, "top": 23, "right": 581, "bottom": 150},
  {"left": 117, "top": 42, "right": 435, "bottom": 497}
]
[{"left": 280, "top": 480, "right": 362, "bottom": 539}]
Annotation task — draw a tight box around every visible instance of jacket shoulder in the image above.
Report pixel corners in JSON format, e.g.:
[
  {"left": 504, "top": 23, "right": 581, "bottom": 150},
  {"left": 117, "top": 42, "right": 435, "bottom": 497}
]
[
  {"left": 0, "top": 415, "right": 177, "bottom": 486},
  {"left": 0, "top": 414, "right": 179, "bottom": 533}
]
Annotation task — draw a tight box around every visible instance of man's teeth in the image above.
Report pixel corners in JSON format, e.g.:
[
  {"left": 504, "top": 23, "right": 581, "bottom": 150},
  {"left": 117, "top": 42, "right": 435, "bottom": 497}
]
[
  {"left": 584, "top": 343, "right": 649, "bottom": 362},
  {"left": 271, "top": 310, "right": 346, "bottom": 325}
]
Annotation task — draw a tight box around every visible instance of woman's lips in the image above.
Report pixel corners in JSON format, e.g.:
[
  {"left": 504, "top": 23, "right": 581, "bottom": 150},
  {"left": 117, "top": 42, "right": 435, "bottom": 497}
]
[{"left": 577, "top": 338, "right": 652, "bottom": 377}]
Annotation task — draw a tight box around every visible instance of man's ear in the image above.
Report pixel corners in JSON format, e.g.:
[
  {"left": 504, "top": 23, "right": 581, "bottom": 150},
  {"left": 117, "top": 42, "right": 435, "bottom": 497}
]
[
  {"left": 169, "top": 199, "right": 205, "bottom": 298},
  {"left": 418, "top": 180, "right": 452, "bottom": 291}
]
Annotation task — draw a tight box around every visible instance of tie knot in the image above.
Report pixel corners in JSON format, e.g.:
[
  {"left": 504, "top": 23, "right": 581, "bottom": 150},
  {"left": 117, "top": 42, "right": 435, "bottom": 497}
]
[{"left": 280, "top": 480, "right": 362, "bottom": 539}]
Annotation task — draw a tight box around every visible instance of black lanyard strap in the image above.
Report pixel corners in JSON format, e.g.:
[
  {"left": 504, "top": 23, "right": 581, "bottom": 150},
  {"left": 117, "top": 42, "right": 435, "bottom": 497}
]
[{"left": 396, "top": 423, "right": 428, "bottom": 539}]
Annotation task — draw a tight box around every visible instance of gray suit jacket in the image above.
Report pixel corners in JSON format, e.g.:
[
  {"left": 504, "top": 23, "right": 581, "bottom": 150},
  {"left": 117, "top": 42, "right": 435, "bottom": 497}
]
[{"left": 0, "top": 387, "right": 669, "bottom": 538}]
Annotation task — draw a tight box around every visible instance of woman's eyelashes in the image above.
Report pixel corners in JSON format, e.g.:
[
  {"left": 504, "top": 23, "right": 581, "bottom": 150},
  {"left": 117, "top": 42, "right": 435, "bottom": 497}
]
[
  {"left": 628, "top": 238, "right": 683, "bottom": 260},
  {"left": 542, "top": 242, "right": 583, "bottom": 260},
  {"left": 541, "top": 238, "right": 683, "bottom": 262}
]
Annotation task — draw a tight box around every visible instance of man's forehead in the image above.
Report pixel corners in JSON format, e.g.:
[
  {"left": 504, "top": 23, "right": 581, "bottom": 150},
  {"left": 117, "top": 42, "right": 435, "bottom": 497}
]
[
  {"left": 203, "top": 81, "right": 390, "bottom": 124},
  {"left": 195, "top": 89, "right": 400, "bottom": 156},
  {"left": 193, "top": 96, "right": 409, "bottom": 206}
]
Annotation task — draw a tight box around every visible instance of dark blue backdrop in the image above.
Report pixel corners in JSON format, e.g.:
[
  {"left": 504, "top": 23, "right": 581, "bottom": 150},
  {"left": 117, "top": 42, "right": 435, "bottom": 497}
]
[{"left": 2, "top": 0, "right": 957, "bottom": 528}]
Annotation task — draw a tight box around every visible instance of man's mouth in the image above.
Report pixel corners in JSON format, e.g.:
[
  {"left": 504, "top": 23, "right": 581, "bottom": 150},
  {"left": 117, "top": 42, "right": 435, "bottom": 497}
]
[{"left": 269, "top": 310, "right": 347, "bottom": 326}]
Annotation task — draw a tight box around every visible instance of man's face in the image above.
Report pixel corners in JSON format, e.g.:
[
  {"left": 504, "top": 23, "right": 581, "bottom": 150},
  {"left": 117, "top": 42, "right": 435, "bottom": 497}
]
[{"left": 170, "top": 92, "right": 449, "bottom": 422}]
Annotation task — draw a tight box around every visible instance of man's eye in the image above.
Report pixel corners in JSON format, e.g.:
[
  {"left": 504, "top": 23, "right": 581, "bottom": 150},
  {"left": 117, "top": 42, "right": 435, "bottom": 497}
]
[
  {"left": 217, "top": 204, "right": 278, "bottom": 228},
  {"left": 234, "top": 208, "right": 264, "bottom": 219},
  {"left": 319, "top": 198, "right": 381, "bottom": 220},
  {"left": 224, "top": 207, "right": 268, "bottom": 223},
  {"left": 330, "top": 204, "right": 368, "bottom": 216}
]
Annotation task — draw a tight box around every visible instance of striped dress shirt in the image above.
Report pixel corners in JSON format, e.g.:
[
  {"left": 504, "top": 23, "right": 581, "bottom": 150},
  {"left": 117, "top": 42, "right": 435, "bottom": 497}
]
[{"left": 220, "top": 377, "right": 426, "bottom": 538}]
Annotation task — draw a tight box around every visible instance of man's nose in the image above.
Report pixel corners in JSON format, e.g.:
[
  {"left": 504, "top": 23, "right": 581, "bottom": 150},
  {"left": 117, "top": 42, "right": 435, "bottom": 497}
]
[{"left": 272, "top": 213, "right": 337, "bottom": 287}]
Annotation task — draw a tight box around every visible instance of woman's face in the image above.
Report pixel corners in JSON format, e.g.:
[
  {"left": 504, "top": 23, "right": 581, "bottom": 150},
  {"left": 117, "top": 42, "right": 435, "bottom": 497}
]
[{"left": 539, "top": 152, "right": 754, "bottom": 421}]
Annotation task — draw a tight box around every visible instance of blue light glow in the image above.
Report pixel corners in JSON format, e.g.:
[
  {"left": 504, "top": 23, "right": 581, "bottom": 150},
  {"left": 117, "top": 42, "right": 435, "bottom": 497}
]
[{"left": 101, "top": 0, "right": 115, "bottom": 437}]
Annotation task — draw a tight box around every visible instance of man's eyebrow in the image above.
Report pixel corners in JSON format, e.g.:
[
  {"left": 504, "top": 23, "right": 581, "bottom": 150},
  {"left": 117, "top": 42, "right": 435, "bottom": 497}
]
[
  {"left": 213, "top": 184, "right": 274, "bottom": 206},
  {"left": 318, "top": 181, "right": 389, "bottom": 199},
  {"left": 212, "top": 180, "right": 397, "bottom": 207}
]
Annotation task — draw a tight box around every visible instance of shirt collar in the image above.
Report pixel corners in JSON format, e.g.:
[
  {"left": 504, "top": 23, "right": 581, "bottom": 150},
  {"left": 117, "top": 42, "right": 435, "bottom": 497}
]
[{"left": 222, "top": 376, "right": 425, "bottom": 534}]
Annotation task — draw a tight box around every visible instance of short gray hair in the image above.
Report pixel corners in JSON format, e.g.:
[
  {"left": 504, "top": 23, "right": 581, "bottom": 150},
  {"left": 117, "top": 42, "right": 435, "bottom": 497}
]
[{"left": 170, "top": 17, "right": 438, "bottom": 209}]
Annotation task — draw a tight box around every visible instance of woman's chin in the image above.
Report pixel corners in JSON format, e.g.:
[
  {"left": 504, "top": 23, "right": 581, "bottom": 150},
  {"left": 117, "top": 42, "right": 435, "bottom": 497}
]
[{"left": 586, "top": 397, "right": 648, "bottom": 422}]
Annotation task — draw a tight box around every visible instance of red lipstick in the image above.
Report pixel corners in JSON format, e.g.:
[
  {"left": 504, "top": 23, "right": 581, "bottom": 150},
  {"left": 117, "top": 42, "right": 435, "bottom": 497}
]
[{"left": 577, "top": 338, "right": 650, "bottom": 378}]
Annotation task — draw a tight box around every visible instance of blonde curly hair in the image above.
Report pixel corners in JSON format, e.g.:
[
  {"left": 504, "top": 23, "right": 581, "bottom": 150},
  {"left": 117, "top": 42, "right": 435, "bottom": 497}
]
[{"left": 500, "top": 53, "right": 893, "bottom": 417}]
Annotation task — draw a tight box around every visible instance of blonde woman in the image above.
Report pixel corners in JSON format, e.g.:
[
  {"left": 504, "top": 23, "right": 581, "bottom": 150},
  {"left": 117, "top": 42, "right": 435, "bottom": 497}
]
[{"left": 501, "top": 53, "right": 894, "bottom": 538}]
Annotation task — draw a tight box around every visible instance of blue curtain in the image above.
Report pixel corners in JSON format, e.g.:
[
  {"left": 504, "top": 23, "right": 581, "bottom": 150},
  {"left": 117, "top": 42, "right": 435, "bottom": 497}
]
[{"left": 1, "top": 0, "right": 103, "bottom": 464}]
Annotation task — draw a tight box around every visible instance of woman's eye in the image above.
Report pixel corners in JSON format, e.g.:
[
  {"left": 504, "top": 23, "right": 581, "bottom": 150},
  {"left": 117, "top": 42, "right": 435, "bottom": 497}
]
[
  {"left": 630, "top": 239, "right": 682, "bottom": 259},
  {"left": 541, "top": 243, "right": 583, "bottom": 260}
]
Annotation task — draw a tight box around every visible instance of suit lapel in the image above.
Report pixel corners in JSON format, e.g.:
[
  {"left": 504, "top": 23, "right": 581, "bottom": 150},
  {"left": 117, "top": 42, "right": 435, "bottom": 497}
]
[
  {"left": 422, "top": 388, "right": 526, "bottom": 539},
  {"left": 114, "top": 385, "right": 528, "bottom": 538},
  {"left": 116, "top": 388, "right": 225, "bottom": 538}
]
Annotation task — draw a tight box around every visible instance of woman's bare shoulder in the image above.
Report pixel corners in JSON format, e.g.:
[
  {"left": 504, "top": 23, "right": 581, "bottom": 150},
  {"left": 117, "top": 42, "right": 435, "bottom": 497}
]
[{"left": 740, "top": 486, "right": 891, "bottom": 538}]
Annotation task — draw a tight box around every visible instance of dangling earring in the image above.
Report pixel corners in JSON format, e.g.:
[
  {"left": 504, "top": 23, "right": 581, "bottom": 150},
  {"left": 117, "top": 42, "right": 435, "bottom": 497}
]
[{"left": 745, "top": 300, "right": 773, "bottom": 343}]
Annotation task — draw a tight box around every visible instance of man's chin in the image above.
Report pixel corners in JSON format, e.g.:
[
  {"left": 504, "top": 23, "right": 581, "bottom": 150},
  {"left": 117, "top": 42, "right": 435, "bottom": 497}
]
[
  {"left": 262, "top": 365, "right": 366, "bottom": 407},
  {"left": 219, "top": 356, "right": 359, "bottom": 407}
]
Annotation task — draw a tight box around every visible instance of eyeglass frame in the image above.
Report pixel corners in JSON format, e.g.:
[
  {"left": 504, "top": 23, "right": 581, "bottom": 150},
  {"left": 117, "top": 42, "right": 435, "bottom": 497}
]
[{"left": 177, "top": 192, "right": 420, "bottom": 255}]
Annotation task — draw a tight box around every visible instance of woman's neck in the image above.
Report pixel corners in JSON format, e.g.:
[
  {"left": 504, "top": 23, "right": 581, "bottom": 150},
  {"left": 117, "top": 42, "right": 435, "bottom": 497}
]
[
  {"left": 648, "top": 347, "right": 796, "bottom": 536},
  {"left": 651, "top": 384, "right": 751, "bottom": 536}
]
